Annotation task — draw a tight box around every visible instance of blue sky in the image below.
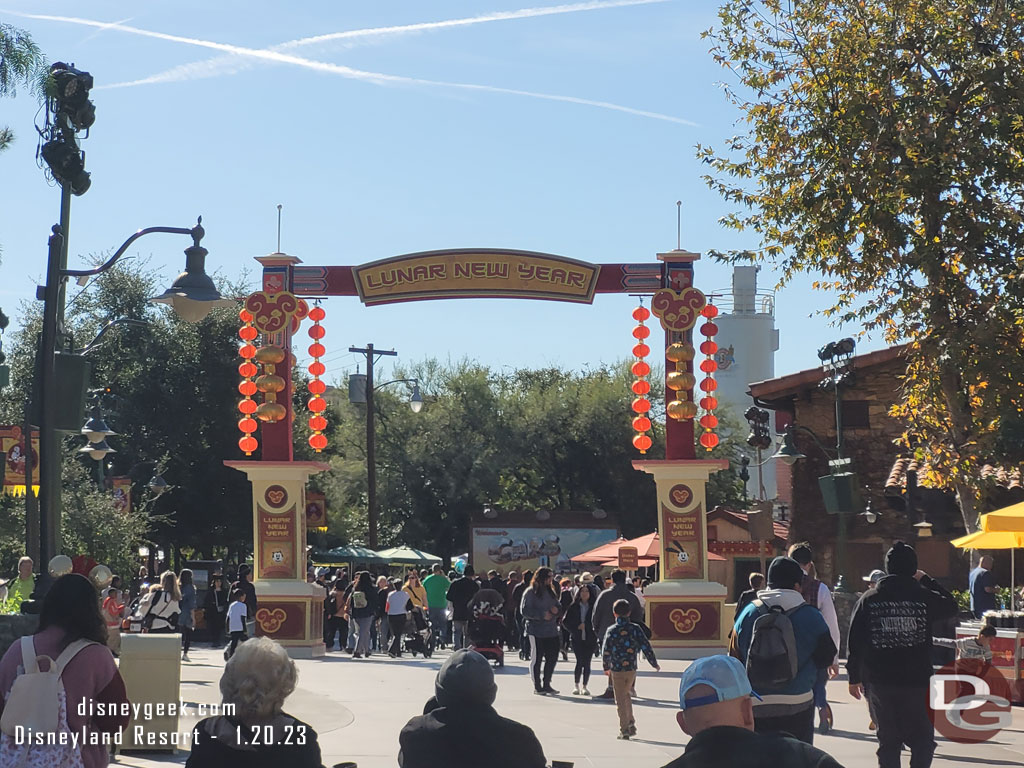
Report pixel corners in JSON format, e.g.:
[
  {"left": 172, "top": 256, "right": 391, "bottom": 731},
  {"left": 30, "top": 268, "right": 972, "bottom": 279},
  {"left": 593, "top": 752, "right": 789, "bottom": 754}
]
[{"left": 0, "top": 1, "right": 884, "bottom": 385}]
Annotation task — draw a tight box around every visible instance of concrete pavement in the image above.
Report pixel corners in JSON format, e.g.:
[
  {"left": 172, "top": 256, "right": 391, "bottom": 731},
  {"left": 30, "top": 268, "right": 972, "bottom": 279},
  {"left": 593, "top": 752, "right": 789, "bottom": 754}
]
[{"left": 113, "top": 645, "right": 1024, "bottom": 768}]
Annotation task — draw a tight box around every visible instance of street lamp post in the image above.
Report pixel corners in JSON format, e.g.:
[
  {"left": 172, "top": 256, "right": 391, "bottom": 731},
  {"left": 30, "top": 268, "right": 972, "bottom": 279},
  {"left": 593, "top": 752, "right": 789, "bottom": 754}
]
[
  {"left": 34, "top": 218, "right": 233, "bottom": 591},
  {"left": 771, "top": 337, "right": 860, "bottom": 590},
  {"left": 348, "top": 344, "right": 424, "bottom": 549}
]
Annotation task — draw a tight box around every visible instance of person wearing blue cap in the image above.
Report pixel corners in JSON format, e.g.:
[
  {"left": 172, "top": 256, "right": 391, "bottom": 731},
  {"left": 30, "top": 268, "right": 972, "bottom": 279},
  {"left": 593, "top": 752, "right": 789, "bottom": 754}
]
[{"left": 660, "top": 655, "right": 844, "bottom": 768}]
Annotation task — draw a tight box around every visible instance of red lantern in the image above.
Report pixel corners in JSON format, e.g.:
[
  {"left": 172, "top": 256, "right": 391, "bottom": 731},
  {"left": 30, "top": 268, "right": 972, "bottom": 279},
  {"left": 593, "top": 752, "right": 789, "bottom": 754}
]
[
  {"left": 306, "top": 303, "right": 328, "bottom": 452},
  {"left": 700, "top": 396, "right": 718, "bottom": 411},
  {"left": 631, "top": 380, "right": 651, "bottom": 395},
  {"left": 238, "top": 312, "right": 259, "bottom": 454},
  {"left": 699, "top": 414, "right": 718, "bottom": 429},
  {"left": 239, "top": 344, "right": 256, "bottom": 359},
  {"left": 238, "top": 380, "right": 257, "bottom": 396},
  {"left": 632, "top": 325, "right": 650, "bottom": 340},
  {"left": 632, "top": 343, "right": 650, "bottom": 358},
  {"left": 238, "top": 399, "right": 257, "bottom": 415},
  {"left": 239, "top": 309, "right": 254, "bottom": 323},
  {"left": 699, "top": 378, "right": 718, "bottom": 392},
  {"left": 631, "top": 361, "right": 651, "bottom": 377},
  {"left": 631, "top": 397, "right": 651, "bottom": 414},
  {"left": 632, "top": 433, "right": 653, "bottom": 453},
  {"left": 701, "top": 304, "right": 719, "bottom": 318},
  {"left": 238, "top": 417, "right": 257, "bottom": 434},
  {"left": 700, "top": 432, "right": 720, "bottom": 450},
  {"left": 632, "top": 306, "right": 651, "bottom": 322},
  {"left": 700, "top": 322, "right": 718, "bottom": 337},
  {"left": 238, "top": 435, "right": 258, "bottom": 455},
  {"left": 238, "top": 362, "right": 258, "bottom": 378},
  {"left": 239, "top": 325, "right": 258, "bottom": 341},
  {"left": 699, "top": 340, "right": 718, "bottom": 356},
  {"left": 632, "top": 416, "right": 651, "bottom": 432},
  {"left": 699, "top": 359, "right": 718, "bottom": 374}
]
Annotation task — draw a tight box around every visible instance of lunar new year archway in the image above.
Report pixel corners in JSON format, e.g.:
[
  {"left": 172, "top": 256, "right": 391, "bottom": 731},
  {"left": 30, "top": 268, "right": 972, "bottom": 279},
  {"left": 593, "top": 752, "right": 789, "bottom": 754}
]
[{"left": 227, "top": 247, "right": 728, "bottom": 658}]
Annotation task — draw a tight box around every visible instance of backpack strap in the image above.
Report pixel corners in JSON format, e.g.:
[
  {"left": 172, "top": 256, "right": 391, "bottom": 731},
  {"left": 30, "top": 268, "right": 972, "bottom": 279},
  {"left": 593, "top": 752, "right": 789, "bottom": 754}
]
[
  {"left": 54, "top": 639, "right": 95, "bottom": 677},
  {"left": 19, "top": 636, "right": 40, "bottom": 674}
]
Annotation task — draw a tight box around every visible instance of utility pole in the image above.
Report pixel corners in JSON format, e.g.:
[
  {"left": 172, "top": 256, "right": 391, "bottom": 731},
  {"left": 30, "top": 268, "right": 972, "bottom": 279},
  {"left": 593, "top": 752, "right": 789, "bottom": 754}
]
[{"left": 349, "top": 344, "right": 396, "bottom": 550}]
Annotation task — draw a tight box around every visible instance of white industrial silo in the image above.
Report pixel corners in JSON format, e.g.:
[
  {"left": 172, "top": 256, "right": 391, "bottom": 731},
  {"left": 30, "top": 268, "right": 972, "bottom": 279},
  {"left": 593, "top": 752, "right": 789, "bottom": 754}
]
[{"left": 711, "top": 266, "right": 779, "bottom": 501}]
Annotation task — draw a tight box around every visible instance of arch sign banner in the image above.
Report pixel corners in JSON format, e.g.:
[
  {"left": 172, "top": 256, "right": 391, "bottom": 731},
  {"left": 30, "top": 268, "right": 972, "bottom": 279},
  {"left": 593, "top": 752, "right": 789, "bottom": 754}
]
[{"left": 353, "top": 249, "right": 600, "bottom": 305}]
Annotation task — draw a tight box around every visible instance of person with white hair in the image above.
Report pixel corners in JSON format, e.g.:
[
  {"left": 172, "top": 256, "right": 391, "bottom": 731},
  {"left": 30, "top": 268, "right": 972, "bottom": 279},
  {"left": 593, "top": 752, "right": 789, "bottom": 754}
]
[{"left": 187, "top": 637, "right": 323, "bottom": 767}]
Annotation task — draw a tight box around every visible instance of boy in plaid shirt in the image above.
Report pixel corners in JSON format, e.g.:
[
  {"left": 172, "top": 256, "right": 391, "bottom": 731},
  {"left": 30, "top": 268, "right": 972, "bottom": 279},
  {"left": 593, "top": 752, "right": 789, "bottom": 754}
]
[{"left": 602, "top": 599, "right": 660, "bottom": 739}]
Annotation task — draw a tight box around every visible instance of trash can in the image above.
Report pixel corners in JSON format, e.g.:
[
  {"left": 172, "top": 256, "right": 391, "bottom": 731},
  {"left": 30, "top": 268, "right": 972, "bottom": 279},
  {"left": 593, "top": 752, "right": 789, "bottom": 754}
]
[{"left": 117, "top": 633, "right": 181, "bottom": 752}]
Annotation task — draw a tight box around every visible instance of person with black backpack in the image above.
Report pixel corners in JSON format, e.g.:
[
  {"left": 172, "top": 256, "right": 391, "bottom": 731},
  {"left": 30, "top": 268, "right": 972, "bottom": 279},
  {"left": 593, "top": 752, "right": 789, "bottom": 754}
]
[{"left": 733, "top": 556, "right": 836, "bottom": 745}]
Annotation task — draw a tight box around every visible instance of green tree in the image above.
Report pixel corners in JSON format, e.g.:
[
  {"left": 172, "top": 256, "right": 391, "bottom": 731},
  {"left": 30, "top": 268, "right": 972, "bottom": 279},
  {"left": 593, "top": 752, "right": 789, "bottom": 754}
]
[
  {"left": 0, "top": 24, "right": 46, "bottom": 154},
  {"left": 700, "top": 0, "right": 1024, "bottom": 531}
]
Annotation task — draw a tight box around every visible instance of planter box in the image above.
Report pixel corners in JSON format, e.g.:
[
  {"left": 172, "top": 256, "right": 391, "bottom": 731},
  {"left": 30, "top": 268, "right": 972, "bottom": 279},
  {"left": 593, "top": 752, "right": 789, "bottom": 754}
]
[{"left": 0, "top": 614, "right": 39, "bottom": 658}]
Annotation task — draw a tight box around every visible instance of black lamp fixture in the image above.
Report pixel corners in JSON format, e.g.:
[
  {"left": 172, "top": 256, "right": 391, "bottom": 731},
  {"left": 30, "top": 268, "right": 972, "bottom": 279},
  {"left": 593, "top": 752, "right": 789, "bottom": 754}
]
[
  {"left": 148, "top": 218, "right": 236, "bottom": 321},
  {"left": 148, "top": 473, "right": 169, "bottom": 496},
  {"left": 770, "top": 425, "right": 807, "bottom": 465}
]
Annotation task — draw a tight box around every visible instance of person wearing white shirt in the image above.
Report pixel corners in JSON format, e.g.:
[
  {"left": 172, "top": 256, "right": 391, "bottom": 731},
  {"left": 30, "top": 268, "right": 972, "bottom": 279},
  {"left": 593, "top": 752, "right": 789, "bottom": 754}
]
[
  {"left": 385, "top": 581, "right": 412, "bottom": 658},
  {"left": 225, "top": 589, "right": 249, "bottom": 660},
  {"left": 788, "top": 543, "right": 840, "bottom": 736}
]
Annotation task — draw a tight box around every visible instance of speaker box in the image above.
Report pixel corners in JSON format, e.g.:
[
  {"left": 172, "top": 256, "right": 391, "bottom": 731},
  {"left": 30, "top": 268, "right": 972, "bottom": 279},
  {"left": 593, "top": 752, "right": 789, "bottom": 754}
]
[
  {"left": 818, "top": 472, "right": 863, "bottom": 515},
  {"left": 53, "top": 353, "right": 91, "bottom": 433}
]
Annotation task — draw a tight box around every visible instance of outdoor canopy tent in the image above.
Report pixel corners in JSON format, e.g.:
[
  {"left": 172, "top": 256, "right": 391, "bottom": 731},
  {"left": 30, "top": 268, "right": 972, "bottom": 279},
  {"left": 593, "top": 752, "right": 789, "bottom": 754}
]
[
  {"left": 312, "top": 545, "right": 389, "bottom": 567},
  {"left": 376, "top": 546, "right": 443, "bottom": 567},
  {"left": 952, "top": 514, "right": 1024, "bottom": 610}
]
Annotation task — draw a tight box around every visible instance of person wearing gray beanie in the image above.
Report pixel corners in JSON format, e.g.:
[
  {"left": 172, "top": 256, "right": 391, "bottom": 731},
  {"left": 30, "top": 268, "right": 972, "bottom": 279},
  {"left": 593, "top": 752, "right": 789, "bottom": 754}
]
[
  {"left": 398, "top": 650, "right": 546, "bottom": 768},
  {"left": 847, "top": 541, "right": 957, "bottom": 768}
]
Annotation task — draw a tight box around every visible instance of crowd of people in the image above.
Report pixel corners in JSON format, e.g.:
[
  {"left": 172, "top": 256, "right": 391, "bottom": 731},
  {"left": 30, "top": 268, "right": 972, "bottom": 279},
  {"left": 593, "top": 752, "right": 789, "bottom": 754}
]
[{"left": 0, "top": 537, "right": 1004, "bottom": 768}]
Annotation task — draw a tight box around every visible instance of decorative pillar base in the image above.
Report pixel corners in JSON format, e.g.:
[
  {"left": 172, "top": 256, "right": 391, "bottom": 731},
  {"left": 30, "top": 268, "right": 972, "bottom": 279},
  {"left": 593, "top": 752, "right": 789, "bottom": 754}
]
[
  {"left": 225, "top": 460, "right": 328, "bottom": 659},
  {"left": 634, "top": 458, "right": 730, "bottom": 658},
  {"left": 644, "top": 580, "right": 727, "bottom": 659}
]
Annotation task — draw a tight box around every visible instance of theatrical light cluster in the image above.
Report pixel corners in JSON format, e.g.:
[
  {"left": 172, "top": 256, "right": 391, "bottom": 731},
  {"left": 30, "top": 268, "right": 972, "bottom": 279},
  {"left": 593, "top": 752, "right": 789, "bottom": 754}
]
[
  {"left": 697, "top": 304, "right": 720, "bottom": 451},
  {"left": 630, "top": 304, "right": 653, "bottom": 454}
]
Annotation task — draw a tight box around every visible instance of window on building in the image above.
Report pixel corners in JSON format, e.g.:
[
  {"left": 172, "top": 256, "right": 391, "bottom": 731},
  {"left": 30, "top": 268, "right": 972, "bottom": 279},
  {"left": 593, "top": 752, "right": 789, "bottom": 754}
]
[{"left": 842, "top": 400, "right": 870, "bottom": 429}]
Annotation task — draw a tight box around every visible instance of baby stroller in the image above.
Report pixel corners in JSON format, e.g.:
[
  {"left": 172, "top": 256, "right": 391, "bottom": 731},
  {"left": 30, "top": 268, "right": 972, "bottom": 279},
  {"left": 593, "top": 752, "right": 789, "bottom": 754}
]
[
  {"left": 468, "top": 590, "right": 505, "bottom": 667},
  {"left": 403, "top": 606, "right": 433, "bottom": 658}
]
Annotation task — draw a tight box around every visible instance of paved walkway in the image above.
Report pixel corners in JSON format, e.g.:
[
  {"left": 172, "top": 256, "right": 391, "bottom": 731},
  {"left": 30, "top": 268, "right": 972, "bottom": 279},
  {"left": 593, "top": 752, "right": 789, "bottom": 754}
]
[{"left": 113, "top": 645, "right": 1024, "bottom": 768}]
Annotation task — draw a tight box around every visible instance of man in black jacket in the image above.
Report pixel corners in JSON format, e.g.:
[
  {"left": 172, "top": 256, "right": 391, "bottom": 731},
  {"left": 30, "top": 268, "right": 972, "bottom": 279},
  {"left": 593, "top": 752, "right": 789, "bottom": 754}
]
[
  {"left": 398, "top": 649, "right": 546, "bottom": 768},
  {"left": 446, "top": 565, "right": 480, "bottom": 650},
  {"left": 734, "top": 571, "right": 764, "bottom": 620},
  {"left": 847, "top": 541, "right": 957, "bottom": 768},
  {"left": 663, "top": 654, "right": 843, "bottom": 768}
]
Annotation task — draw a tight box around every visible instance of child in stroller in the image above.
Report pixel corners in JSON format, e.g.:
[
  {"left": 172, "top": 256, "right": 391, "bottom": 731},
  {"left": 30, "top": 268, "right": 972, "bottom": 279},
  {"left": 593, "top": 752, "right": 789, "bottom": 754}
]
[
  {"left": 468, "top": 588, "right": 505, "bottom": 667},
  {"left": 403, "top": 605, "right": 433, "bottom": 658}
]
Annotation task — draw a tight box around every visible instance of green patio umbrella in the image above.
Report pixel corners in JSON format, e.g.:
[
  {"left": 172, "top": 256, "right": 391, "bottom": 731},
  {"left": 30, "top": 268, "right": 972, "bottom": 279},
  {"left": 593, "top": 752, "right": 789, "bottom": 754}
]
[{"left": 376, "top": 546, "right": 443, "bottom": 567}]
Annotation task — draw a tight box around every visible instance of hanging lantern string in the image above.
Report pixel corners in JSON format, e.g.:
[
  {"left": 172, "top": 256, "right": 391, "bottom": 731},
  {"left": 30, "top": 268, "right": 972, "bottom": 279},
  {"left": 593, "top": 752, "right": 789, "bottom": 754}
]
[
  {"left": 698, "top": 302, "right": 720, "bottom": 451},
  {"left": 237, "top": 308, "right": 259, "bottom": 456},
  {"left": 631, "top": 301, "right": 652, "bottom": 454},
  {"left": 307, "top": 301, "right": 328, "bottom": 453}
]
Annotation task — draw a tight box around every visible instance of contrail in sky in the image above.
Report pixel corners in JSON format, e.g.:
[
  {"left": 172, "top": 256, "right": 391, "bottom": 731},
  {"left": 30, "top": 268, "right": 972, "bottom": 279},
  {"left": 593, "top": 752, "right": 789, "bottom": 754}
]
[
  {"left": 99, "top": 0, "right": 671, "bottom": 89},
  {"left": 2, "top": 7, "right": 696, "bottom": 126}
]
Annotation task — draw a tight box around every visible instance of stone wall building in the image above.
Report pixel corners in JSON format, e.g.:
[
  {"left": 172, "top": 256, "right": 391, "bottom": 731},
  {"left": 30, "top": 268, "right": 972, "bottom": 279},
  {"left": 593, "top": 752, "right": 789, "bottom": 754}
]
[{"left": 749, "top": 345, "right": 966, "bottom": 588}]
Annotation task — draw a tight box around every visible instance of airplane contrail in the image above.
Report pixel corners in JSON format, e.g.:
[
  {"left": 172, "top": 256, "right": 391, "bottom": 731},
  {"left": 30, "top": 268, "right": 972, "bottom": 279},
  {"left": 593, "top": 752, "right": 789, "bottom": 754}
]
[
  {"left": 101, "top": 0, "right": 670, "bottom": 89},
  {"left": 3, "top": 9, "right": 696, "bottom": 126}
]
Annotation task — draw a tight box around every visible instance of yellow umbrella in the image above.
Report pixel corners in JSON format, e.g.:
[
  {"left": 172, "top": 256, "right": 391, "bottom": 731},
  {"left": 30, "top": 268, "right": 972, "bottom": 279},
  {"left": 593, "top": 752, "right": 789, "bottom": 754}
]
[
  {"left": 953, "top": 528, "right": 1024, "bottom": 609},
  {"left": 981, "top": 501, "right": 1024, "bottom": 532}
]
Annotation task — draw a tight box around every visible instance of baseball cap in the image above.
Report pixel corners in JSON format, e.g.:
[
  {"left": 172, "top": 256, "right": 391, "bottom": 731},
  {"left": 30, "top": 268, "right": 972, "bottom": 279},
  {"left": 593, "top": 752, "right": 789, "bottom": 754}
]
[
  {"left": 580, "top": 572, "right": 594, "bottom": 584},
  {"left": 863, "top": 569, "right": 885, "bottom": 584},
  {"left": 678, "top": 655, "right": 762, "bottom": 710}
]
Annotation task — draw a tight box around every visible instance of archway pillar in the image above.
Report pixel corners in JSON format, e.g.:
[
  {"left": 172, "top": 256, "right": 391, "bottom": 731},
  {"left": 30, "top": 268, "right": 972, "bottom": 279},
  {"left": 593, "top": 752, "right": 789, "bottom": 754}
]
[
  {"left": 633, "top": 459, "right": 729, "bottom": 659},
  {"left": 225, "top": 460, "right": 328, "bottom": 658}
]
